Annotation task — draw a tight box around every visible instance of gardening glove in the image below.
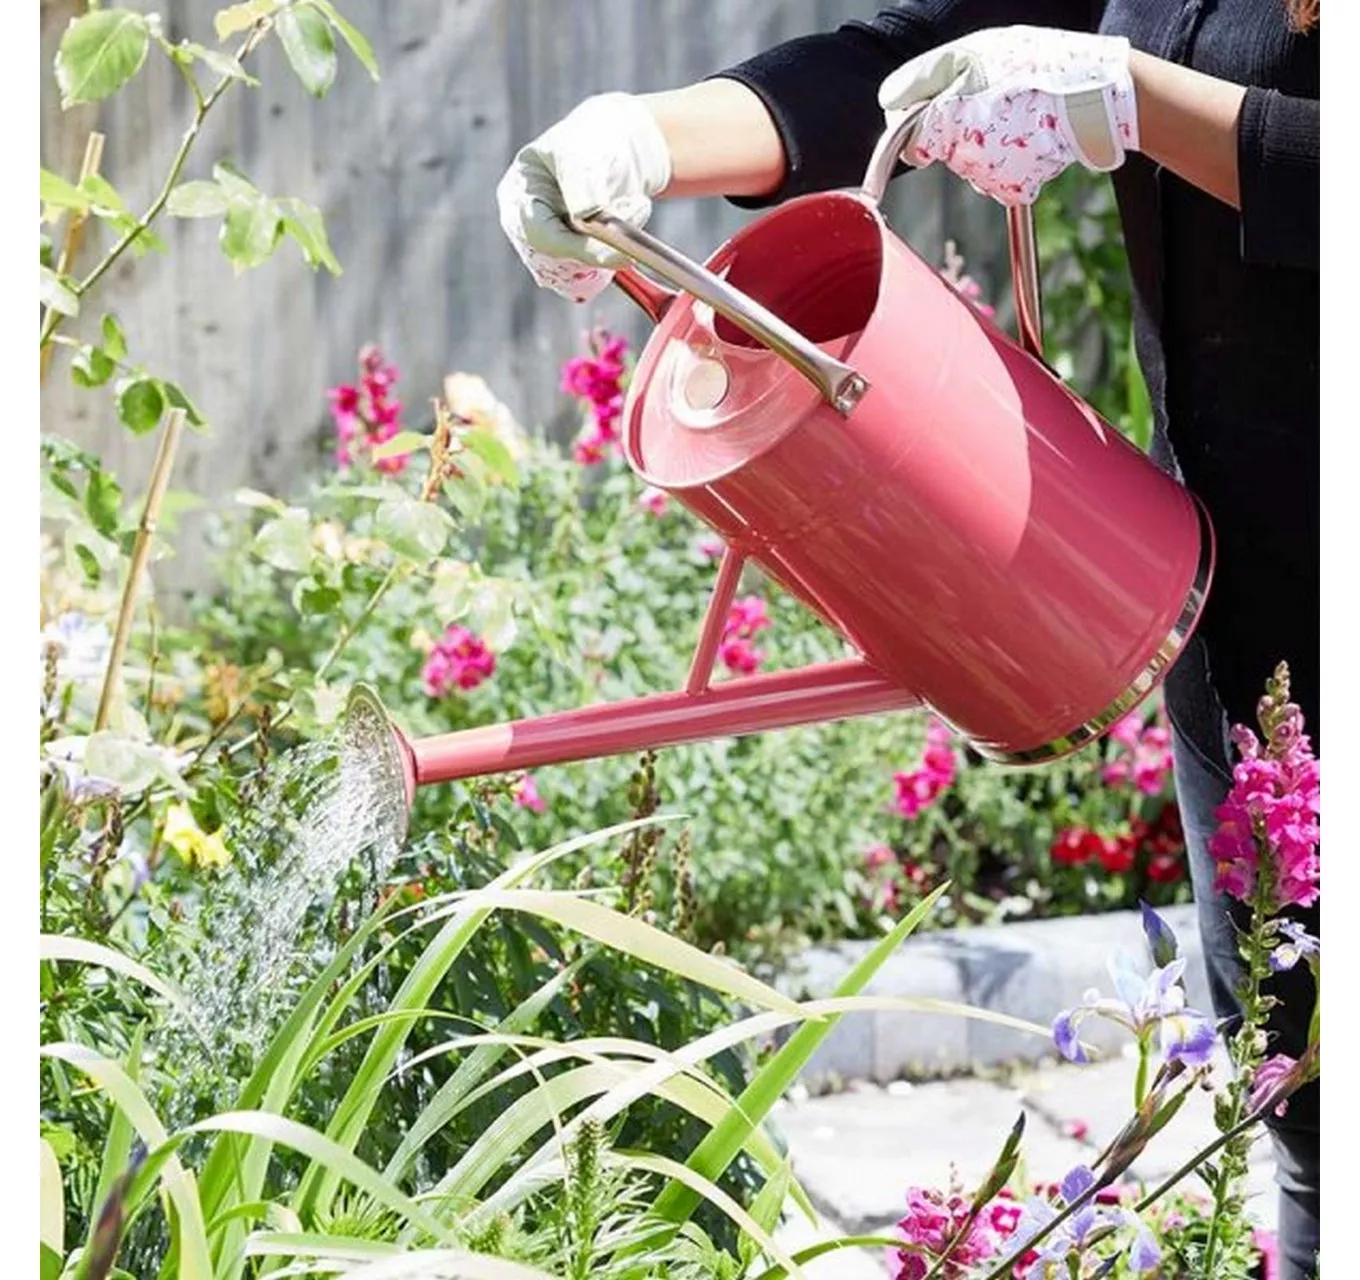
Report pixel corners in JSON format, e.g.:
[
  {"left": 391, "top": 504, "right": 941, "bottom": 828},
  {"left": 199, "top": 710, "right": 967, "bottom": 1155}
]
[
  {"left": 878, "top": 25, "right": 1139, "bottom": 207},
  {"left": 496, "top": 92, "right": 672, "bottom": 303}
]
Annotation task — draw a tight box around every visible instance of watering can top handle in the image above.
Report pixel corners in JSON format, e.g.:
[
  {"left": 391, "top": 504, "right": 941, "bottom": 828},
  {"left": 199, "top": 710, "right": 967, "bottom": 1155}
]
[
  {"left": 863, "top": 107, "right": 1045, "bottom": 362},
  {"left": 569, "top": 210, "right": 870, "bottom": 416}
]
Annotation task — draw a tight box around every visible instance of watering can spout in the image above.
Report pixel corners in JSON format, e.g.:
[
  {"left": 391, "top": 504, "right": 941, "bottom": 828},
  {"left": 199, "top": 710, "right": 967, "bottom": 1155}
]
[{"left": 343, "top": 684, "right": 418, "bottom": 847}]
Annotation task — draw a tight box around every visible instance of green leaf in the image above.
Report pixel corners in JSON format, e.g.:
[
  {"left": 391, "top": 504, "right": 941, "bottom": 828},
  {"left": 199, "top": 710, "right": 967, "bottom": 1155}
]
[
  {"left": 73, "top": 542, "right": 102, "bottom": 585},
  {"left": 55, "top": 9, "right": 150, "bottom": 107},
  {"left": 84, "top": 732, "right": 189, "bottom": 796},
  {"left": 70, "top": 344, "right": 117, "bottom": 389},
  {"left": 162, "top": 381, "right": 208, "bottom": 431},
  {"left": 253, "top": 508, "right": 314, "bottom": 572},
  {"left": 40, "top": 168, "right": 90, "bottom": 217},
  {"left": 84, "top": 469, "right": 123, "bottom": 538},
  {"left": 100, "top": 313, "right": 127, "bottom": 362},
  {"left": 374, "top": 499, "right": 452, "bottom": 562},
  {"left": 462, "top": 428, "right": 519, "bottom": 488},
  {"left": 309, "top": 0, "right": 380, "bottom": 80},
  {"left": 277, "top": 196, "right": 341, "bottom": 273},
  {"left": 39, "top": 265, "right": 79, "bottom": 317},
  {"left": 167, "top": 180, "right": 229, "bottom": 218},
  {"left": 171, "top": 39, "right": 260, "bottom": 85},
  {"left": 214, "top": 0, "right": 280, "bottom": 40},
  {"left": 295, "top": 580, "right": 342, "bottom": 616},
  {"left": 40, "top": 1138, "right": 63, "bottom": 1258},
  {"left": 740, "top": 1156, "right": 793, "bottom": 1272},
  {"left": 369, "top": 431, "right": 429, "bottom": 462},
  {"left": 81, "top": 173, "right": 129, "bottom": 215},
  {"left": 221, "top": 191, "right": 283, "bottom": 272},
  {"left": 116, "top": 377, "right": 165, "bottom": 435},
  {"left": 275, "top": 4, "right": 337, "bottom": 97}
]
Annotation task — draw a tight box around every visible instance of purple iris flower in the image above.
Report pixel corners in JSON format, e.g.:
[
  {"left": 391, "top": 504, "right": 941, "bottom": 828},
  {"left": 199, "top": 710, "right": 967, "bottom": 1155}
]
[
  {"left": 1013, "top": 1165, "right": 1160, "bottom": 1278},
  {"left": 1268, "top": 920, "right": 1319, "bottom": 973},
  {"left": 1052, "top": 949, "right": 1216, "bottom": 1068},
  {"left": 1139, "top": 901, "right": 1180, "bottom": 970}
]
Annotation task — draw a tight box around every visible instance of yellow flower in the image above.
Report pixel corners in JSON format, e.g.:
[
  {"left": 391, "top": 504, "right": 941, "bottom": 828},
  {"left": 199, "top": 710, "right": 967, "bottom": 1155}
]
[{"left": 162, "top": 803, "right": 232, "bottom": 870}]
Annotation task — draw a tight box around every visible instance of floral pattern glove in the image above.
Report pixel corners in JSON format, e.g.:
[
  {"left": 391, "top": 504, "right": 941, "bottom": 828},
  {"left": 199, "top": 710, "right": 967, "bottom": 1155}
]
[
  {"left": 878, "top": 25, "right": 1140, "bottom": 207},
  {"left": 495, "top": 93, "right": 672, "bottom": 303}
]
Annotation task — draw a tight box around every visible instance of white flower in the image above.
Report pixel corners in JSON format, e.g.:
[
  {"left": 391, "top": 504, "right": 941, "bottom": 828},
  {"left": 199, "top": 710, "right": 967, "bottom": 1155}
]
[{"left": 41, "top": 612, "right": 113, "bottom": 686}]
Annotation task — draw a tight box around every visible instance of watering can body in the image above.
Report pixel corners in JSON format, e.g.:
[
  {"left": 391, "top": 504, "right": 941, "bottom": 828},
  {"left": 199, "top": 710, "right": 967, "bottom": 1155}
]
[
  {"left": 361, "top": 114, "right": 1213, "bottom": 818},
  {"left": 617, "top": 188, "right": 1211, "bottom": 763}
]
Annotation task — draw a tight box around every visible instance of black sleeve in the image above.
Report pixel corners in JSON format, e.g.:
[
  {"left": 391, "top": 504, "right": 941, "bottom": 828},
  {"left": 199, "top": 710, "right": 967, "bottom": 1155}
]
[
  {"left": 713, "top": 2, "right": 1099, "bottom": 207},
  {"left": 1236, "top": 87, "right": 1319, "bottom": 271}
]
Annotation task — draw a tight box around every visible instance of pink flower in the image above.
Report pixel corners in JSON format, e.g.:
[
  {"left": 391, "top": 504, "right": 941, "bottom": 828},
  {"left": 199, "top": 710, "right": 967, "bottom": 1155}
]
[
  {"left": 1208, "top": 669, "right": 1319, "bottom": 910},
  {"left": 718, "top": 594, "right": 772, "bottom": 674},
  {"left": 864, "top": 843, "right": 895, "bottom": 870},
  {"left": 562, "top": 328, "right": 630, "bottom": 466},
  {"left": 891, "top": 717, "right": 957, "bottom": 820},
  {"left": 637, "top": 486, "right": 669, "bottom": 517},
  {"left": 422, "top": 624, "right": 496, "bottom": 697},
  {"left": 697, "top": 536, "right": 725, "bottom": 561},
  {"left": 514, "top": 774, "right": 546, "bottom": 814},
  {"left": 327, "top": 344, "right": 411, "bottom": 474},
  {"left": 1102, "top": 708, "right": 1173, "bottom": 796},
  {"left": 1249, "top": 1054, "right": 1300, "bottom": 1118},
  {"left": 719, "top": 636, "right": 762, "bottom": 675},
  {"left": 894, "top": 1186, "right": 1000, "bottom": 1279}
]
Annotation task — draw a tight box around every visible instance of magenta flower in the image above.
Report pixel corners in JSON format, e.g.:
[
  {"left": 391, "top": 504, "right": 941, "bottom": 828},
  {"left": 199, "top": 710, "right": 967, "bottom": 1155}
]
[
  {"left": 718, "top": 594, "right": 771, "bottom": 674},
  {"left": 1208, "top": 670, "right": 1319, "bottom": 910},
  {"left": 892, "top": 717, "right": 957, "bottom": 820},
  {"left": 562, "top": 328, "right": 629, "bottom": 467},
  {"left": 514, "top": 774, "right": 546, "bottom": 814},
  {"left": 894, "top": 1186, "right": 999, "bottom": 1279},
  {"left": 422, "top": 624, "right": 496, "bottom": 697},
  {"left": 327, "top": 343, "right": 411, "bottom": 474}
]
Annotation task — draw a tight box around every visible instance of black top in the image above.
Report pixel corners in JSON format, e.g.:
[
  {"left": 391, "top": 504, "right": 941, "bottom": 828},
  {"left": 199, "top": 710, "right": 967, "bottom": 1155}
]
[{"left": 718, "top": 1, "right": 1320, "bottom": 776}]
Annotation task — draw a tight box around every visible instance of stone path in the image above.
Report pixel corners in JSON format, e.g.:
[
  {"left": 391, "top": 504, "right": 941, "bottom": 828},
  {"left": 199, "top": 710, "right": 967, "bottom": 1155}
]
[{"left": 769, "top": 1049, "right": 1278, "bottom": 1278}]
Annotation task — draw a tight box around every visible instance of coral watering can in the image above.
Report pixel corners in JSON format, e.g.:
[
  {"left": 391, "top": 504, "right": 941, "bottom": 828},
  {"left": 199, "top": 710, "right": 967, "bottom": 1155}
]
[{"left": 352, "top": 112, "right": 1214, "bottom": 834}]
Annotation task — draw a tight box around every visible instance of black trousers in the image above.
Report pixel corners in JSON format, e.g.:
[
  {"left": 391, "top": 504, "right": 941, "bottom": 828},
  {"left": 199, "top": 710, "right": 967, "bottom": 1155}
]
[{"left": 1172, "top": 724, "right": 1320, "bottom": 1280}]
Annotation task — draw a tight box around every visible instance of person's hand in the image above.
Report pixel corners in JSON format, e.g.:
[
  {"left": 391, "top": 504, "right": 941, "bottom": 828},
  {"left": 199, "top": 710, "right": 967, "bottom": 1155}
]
[
  {"left": 496, "top": 93, "right": 672, "bottom": 303},
  {"left": 878, "top": 26, "right": 1139, "bottom": 206}
]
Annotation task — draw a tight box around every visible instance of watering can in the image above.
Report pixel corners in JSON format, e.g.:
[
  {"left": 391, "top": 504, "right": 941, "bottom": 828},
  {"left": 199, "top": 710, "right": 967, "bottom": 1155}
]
[{"left": 350, "top": 111, "right": 1214, "bottom": 835}]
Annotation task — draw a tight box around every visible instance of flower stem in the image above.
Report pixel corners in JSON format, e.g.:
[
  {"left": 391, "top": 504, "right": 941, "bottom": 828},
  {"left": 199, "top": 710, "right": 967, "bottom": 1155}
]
[
  {"left": 1200, "top": 862, "right": 1275, "bottom": 1276},
  {"left": 1134, "top": 1037, "right": 1150, "bottom": 1110}
]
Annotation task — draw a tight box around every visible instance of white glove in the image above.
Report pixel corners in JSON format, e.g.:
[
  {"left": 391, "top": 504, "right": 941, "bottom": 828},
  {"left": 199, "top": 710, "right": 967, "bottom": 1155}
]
[
  {"left": 878, "top": 26, "right": 1139, "bottom": 206},
  {"left": 495, "top": 92, "right": 672, "bottom": 303}
]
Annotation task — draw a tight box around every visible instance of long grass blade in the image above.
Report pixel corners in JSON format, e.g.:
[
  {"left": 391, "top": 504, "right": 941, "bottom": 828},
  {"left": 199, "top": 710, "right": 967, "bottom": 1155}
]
[
  {"left": 40, "top": 935, "right": 190, "bottom": 1014},
  {"left": 39, "top": 1043, "right": 213, "bottom": 1280},
  {"left": 189, "top": 1112, "right": 456, "bottom": 1247}
]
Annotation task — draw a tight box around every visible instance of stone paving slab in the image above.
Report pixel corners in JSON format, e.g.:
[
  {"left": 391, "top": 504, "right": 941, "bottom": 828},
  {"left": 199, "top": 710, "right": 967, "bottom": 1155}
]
[
  {"left": 770, "top": 1079, "right": 1091, "bottom": 1235},
  {"left": 767, "top": 1056, "right": 1281, "bottom": 1271}
]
